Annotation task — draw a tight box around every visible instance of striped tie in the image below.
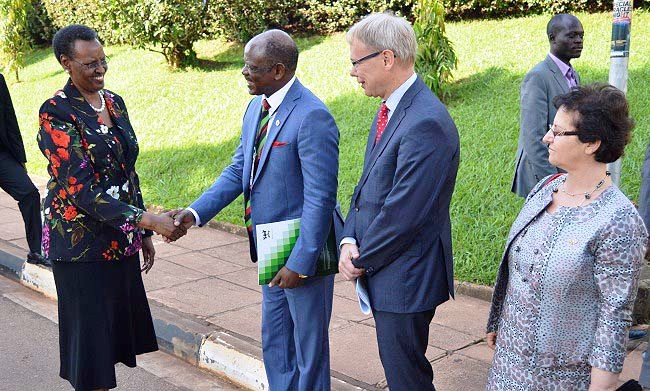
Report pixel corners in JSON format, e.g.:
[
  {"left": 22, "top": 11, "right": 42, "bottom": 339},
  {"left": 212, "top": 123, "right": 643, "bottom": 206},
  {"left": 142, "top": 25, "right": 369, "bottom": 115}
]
[{"left": 244, "top": 99, "right": 271, "bottom": 233}]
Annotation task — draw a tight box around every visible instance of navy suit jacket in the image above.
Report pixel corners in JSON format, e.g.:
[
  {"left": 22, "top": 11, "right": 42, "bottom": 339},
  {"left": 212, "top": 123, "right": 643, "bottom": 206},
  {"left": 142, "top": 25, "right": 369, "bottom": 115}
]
[
  {"left": 190, "top": 79, "right": 340, "bottom": 276},
  {"left": 0, "top": 73, "right": 26, "bottom": 163},
  {"left": 343, "top": 76, "right": 460, "bottom": 313}
]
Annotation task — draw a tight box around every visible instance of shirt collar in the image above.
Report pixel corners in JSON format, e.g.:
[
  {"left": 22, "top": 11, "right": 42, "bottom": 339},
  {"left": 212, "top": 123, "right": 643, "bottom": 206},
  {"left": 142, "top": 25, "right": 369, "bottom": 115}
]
[
  {"left": 262, "top": 76, "right": 297, "bottom": 116},
  {"left": 384, "top": 73, "right": 417, "bottom": 114},
  {"left": 548, "top": 52, "right": 573, "bottom": 78}
]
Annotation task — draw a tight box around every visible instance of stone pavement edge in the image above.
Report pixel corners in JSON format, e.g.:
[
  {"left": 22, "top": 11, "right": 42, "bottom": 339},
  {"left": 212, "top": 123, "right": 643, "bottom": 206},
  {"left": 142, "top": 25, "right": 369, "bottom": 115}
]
[{"left": 0, "top": 176, "right": 647, "bottom": 390}]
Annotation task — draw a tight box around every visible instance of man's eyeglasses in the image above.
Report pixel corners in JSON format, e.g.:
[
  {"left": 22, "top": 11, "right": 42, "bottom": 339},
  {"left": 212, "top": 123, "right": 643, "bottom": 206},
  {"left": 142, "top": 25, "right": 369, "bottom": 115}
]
[
  {"left": 351, "top": 51, "right": 382, "bottom": 67},
  {"left": 71, "top": 57, "right": 109, "bottom": 71},
  {"left": 548, "top": 124, "right": 580, "bottom": 138},
  {"left": 242, "top": 63, "right": 277, "bottom": 74}
]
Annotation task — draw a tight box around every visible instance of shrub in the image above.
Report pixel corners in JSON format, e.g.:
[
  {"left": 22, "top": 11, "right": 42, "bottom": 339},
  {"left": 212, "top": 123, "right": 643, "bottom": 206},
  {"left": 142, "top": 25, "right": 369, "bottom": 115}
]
[
  {"left": 102, "top": 0, "right": 209, "bottom": 69},
  {"left": 414, "top": 0, "right": 456, "bottom": 98},
  {"left": 206, "top": 0, "right": 300, "bottom": 43},
  {"left": 0, "top": 0, "right": 33, "bottom": 81},
  {"left": 26, "top": 0, "right": 56, "bottom": 46},
  {"left": 205, "top": 0, "right": 414, "bottom": 42},
  {"left": 41, "top": 0, "right": 208, "bottom": 68},
  {"left": 442, "top": 0, "right": 627, "bottom": 20}
]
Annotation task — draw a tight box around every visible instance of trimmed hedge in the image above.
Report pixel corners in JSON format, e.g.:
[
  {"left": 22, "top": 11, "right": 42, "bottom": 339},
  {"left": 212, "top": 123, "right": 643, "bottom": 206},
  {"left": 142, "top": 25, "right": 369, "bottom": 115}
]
[
  {"left": 35, "top": 0, "right": 650, "bottom": 46},
  {"left": 443, "top": 0, "right": 640, "bottom": 21}
]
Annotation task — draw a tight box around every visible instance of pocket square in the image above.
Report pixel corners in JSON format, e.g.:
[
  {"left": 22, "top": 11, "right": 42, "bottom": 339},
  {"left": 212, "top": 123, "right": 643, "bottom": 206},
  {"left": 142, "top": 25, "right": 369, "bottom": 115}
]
[{"left": 272, "top": 141, "right": 288, "bottom": 147}]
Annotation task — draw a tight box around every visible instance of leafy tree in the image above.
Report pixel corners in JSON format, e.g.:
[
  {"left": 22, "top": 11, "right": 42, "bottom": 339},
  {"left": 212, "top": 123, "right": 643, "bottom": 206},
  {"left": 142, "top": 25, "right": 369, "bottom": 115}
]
[
  {"left": 413, "top": 0, "right": 456, "bottom": 98},
  {"left": 0, "top": 0, "right": 33, "bottom": 81},
  {"left": 104, "top": 0, "right": 210, "bottom": 69}
]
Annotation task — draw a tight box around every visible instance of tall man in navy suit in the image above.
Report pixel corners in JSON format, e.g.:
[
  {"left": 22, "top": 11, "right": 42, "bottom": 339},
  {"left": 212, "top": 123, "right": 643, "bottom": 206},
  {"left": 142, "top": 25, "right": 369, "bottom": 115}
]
[
  {"left": 339, "top": 13, "right": 460, "bottom": 391},
  {"left": 172, "top": 30, "right": 339, "bottom": 390}
]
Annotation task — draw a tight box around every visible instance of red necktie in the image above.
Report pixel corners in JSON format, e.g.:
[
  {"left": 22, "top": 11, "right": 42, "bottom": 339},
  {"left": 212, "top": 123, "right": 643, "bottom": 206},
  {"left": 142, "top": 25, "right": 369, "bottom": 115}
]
[{"left": 374, "top": 102, "right": 389, "bottom": 145}]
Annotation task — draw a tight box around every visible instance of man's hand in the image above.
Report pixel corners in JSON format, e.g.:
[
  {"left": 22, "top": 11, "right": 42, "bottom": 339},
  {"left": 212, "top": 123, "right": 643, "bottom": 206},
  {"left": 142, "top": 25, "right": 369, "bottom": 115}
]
[
  {"left": 269, "top": 266, "right": 304, "bottom": 289},
  {"left": 338, "top": 243, "right": 364, "bottom": 281},
  {"left": 158, "top": 208, "right": 193, "bottom": 243},
  {"left": 154, "top": 210, "right": 187, "bottom": 241},
  {"left": 141, "top": 236, "right": 155, "bottom": 273},
  {"left": 172, "top": 209, "right": 196, "bottom": 232}
]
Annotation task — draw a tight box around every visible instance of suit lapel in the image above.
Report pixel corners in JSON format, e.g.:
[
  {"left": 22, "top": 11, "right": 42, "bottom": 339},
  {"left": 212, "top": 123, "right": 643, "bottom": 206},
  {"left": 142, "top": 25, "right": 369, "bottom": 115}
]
[
  {"left": 252, "top": 81, "right": 300, "bottom": 185},
  {"left": 242, "top": 97, "right": 264, "bottom": 195},
  {"left": 354, "top": 78, "right": 423, "bottom": 200},
  {"left": 104, "top": 92, "right": 137, "bottom": 168},
  {"left": 362, "top": 112, "right": 378, "bottom": 173},
  {"left": 544, "top": 56, "right": 569, "bottom": 93},
  {"left": 63, "top": 81, "right": 128, "bottom": 170}
]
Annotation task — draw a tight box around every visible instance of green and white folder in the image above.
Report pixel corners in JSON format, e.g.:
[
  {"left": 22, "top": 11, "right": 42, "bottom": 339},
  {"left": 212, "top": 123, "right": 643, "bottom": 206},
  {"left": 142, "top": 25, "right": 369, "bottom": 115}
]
[{"left": 256, "top": 217, "right": 338, "bottom": 285}]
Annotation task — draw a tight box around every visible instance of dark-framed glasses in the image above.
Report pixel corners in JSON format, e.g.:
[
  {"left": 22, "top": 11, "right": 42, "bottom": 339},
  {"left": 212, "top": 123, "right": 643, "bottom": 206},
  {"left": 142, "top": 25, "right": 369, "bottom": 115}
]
[
  {"left": 351, "top": 51, "right": 382, "bottom": 67},
  {"left": 71, "top": 57, "right": 109, "bottom": 71},
  {"left": 549, "top": 123, "right": 580, "bottom": 138}
]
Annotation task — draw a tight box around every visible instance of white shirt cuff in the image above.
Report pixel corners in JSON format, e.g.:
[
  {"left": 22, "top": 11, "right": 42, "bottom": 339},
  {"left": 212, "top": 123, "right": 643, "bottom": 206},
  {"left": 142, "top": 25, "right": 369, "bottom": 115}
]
[
  {"left": 340, "top": 237, "right": 357, "bottom": 248},
  {"left": 186, "top": 207, "right": 201, "bottom": 227}
]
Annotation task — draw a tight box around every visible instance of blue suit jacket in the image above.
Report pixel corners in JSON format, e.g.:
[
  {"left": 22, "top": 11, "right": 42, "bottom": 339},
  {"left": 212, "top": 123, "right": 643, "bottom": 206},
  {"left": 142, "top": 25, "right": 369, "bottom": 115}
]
[
  {"left": 343, "top": 76, "right": 460, "bottom": 313},
  {"left": 190, "top": 80, "right": 340, "bottom": 276}
]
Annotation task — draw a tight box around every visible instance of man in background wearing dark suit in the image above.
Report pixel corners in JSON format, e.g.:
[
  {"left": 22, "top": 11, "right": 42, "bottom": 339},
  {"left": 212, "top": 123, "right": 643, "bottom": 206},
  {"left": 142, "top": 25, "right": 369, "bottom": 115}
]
[
  {"left": 512, "top": 14, "right": 583, "bottom": 197},
  {"left": 339, "top": 13, "right": 460, "bottom": 391},
  {"left": 0, "top": 74, "right": 48, "bottom": 266}
]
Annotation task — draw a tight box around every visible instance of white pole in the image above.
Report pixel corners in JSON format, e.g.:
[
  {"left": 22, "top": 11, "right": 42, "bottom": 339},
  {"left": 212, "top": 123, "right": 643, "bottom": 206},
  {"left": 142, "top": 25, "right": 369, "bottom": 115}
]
[{"left": 607, "top": 0, "right": 633, "bottom": 185}]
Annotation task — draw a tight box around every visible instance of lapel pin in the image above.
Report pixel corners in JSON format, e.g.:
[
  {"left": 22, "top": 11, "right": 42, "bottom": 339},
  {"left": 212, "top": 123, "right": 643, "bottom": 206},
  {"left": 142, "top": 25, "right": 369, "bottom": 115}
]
[{"left": 275, "top": 119, "right": 280, "bottom": 126}]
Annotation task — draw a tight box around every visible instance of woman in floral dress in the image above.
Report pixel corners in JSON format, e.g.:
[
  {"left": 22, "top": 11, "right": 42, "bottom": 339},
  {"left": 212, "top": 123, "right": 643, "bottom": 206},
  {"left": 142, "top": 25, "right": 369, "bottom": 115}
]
[
  {"left": 486, "top": 84, "right": 647, "bottom": 390},
  {"left": 38, "top": 25, "right": 185, "bottom": 391}
]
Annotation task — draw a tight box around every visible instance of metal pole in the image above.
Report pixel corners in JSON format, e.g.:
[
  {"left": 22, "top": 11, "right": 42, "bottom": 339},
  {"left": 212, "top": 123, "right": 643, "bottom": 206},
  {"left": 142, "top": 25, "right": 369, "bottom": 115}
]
[{"left": 607, "top": 0, "right": 632, "bottom": 185}]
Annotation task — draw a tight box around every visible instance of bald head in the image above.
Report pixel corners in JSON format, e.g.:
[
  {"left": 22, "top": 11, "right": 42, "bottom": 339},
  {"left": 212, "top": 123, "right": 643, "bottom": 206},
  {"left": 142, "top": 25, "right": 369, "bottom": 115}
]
[
  {"left": 246, "top": 29, "right": 299, "bottom": 74},
  {"left": 547, "top": 14, "right": 580, "bottom": 38}
]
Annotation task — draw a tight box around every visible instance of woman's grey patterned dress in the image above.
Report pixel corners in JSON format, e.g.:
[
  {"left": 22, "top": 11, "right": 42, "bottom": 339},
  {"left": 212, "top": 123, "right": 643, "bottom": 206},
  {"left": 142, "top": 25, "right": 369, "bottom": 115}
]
[{"left": 486, "top": 175, "right": 648, "bottom": 390}]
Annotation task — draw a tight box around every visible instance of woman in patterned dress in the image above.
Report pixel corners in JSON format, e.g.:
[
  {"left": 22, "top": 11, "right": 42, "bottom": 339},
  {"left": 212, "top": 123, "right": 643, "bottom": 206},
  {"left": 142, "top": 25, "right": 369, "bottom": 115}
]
[
  {"left": 486, "top": 84, "right": 648, "bottom": 390},
  {"left": 38, "top": 25, "right": 186, "bottom": 391}
]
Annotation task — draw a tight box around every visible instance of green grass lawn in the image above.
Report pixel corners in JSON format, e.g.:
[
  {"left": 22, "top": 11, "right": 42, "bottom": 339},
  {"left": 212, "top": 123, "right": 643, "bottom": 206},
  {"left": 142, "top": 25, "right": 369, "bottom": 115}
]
[{"left": 3, "top": 11, "right": 649, "bottom": 285}]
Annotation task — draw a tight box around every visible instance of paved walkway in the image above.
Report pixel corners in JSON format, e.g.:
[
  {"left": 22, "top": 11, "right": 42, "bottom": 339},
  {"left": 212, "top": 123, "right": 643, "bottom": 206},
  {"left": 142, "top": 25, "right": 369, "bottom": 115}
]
[{"left": 0, "top": 177, "right": 646, "bottom": 390}]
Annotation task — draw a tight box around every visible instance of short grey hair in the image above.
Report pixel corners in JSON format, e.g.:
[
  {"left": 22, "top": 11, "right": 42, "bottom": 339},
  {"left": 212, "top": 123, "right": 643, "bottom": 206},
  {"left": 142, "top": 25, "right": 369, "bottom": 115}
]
[{"left": 346, "top": 13, "right": 417, "bottom": 65}]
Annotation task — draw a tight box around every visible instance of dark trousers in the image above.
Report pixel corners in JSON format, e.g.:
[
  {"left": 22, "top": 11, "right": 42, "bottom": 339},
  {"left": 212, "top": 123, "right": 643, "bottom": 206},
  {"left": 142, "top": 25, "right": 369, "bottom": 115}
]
[
  {"left": 0, "top": 149, "right": 41, "bottom": 253},
  {"left": 373, "top": 308, "right": 436, "bottom": 391}
]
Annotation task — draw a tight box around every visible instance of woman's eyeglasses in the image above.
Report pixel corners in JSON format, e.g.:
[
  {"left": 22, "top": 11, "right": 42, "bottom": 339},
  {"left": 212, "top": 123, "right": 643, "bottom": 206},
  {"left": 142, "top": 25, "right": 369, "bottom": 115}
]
[
  {"left": 548, "top": 124, "right": 580, "bottom": 138},
  {"left": 71, "top": 57, "right": 109, "bottom": 71}
]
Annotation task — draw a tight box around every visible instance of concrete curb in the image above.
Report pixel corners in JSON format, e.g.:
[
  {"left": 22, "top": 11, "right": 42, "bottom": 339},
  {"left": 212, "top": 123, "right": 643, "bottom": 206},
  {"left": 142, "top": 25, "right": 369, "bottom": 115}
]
[{"left": 0, "top": 240, "right": 372, "bottom": 390}]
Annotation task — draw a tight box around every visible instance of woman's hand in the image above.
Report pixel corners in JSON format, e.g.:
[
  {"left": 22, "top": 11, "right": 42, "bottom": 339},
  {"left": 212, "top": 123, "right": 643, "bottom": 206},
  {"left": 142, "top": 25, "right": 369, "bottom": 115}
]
[
  {"left": 141, "top": 236, "right": 155, "bottom": 273},
  {"left": 589, "top": 367, "right": 619, "bottom": 391},
  {"left": 486, "top": 332, "right": 497, "bottom": 350},
  {"left": 139, "top": 210, "right": 187, "bottom": 241}
]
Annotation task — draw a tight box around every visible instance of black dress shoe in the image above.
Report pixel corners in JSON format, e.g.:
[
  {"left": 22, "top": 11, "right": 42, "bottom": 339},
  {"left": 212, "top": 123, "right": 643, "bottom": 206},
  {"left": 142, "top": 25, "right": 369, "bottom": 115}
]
[{"left": 26, "top": 252, "right": 52, "bottom": 267}]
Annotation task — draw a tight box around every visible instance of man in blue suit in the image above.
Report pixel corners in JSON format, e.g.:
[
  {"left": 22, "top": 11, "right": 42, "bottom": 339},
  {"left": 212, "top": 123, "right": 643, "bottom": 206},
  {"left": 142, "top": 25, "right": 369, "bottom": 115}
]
[
  {"left": 339, "top": 13, "right": 460, "bottom": 391},
  {"left": 172, "top": 30, "right": 339, "bottom": 390}
]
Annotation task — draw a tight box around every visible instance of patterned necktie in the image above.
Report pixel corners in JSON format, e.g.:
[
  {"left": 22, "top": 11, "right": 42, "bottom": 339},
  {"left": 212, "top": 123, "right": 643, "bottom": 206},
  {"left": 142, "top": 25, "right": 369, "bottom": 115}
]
[
  {"left": 244, "top": 99, "right": 271, "bottom": 234},
  {"left": 374, "top": 102, "right": 390, "bottom": 145},
  {"left": 566, "top": 68, "right": 577, "bottom": 88},
  {"left": 255, "top": 99, "right": 271, "bottom": 163}
]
